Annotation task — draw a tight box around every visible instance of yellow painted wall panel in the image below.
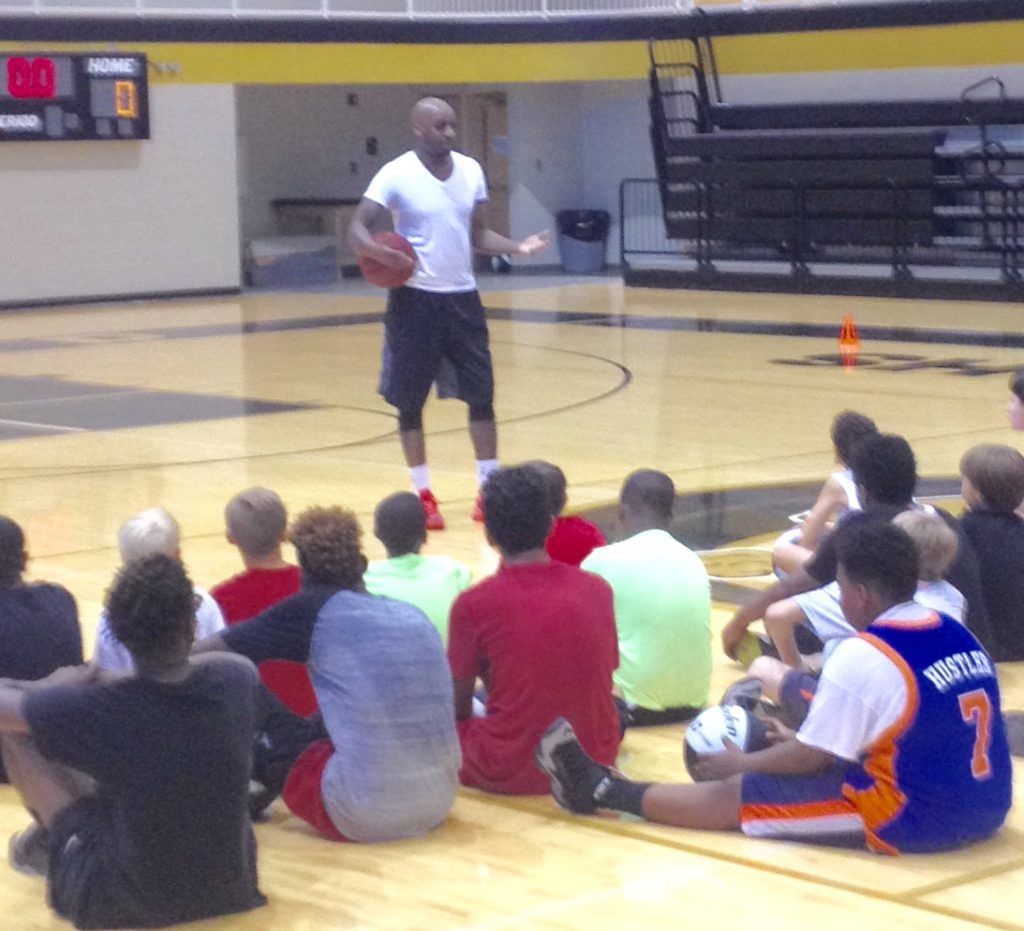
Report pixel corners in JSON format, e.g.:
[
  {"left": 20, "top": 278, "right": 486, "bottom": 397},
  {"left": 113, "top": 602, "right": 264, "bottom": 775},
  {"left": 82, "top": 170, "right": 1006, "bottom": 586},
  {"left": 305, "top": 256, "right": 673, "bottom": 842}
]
[
  {"left": 713, "top": 20, "right": 1024, "bottom": 75},
  {"left": 0, "top": 40, "right": 650, "bottom": 84}
]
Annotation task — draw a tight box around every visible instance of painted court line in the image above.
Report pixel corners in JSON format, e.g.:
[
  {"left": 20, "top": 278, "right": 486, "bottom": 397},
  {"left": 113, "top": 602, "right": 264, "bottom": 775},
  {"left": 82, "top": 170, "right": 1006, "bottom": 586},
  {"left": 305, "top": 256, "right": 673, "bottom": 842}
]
[
  {"left": 470, "top": 792, "right": 1024, "bottom": 931},
  {"left": 903, "top": 855, "right": 1024, "bottom": 900},
  {"left": 0, "top": 418, "right": 86, "bottom": 434},
  {"left": 2, "top": 305, "right": 1024, "bottom": 356}
]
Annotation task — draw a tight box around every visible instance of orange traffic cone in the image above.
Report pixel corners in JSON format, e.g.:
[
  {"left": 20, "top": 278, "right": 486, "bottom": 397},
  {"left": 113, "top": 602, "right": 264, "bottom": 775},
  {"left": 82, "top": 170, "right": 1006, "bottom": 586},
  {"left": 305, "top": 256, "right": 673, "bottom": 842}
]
[{"left": 839, "top": 313, "right": 860, "bottom": 370}]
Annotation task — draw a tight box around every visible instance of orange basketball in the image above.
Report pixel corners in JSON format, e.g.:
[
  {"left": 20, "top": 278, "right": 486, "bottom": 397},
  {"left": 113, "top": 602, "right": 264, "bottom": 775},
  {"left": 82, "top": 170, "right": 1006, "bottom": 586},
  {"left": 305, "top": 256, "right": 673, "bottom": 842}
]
[{"left": 359, "top": 232, "right": 416, "bottom": 289}]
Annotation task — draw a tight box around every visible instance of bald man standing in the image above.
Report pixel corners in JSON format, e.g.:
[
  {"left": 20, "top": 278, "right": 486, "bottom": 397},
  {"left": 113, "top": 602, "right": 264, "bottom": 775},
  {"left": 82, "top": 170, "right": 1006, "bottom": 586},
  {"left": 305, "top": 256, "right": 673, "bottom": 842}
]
[{"left": 348, "top": 97, "right": 549, "bottom": 530}]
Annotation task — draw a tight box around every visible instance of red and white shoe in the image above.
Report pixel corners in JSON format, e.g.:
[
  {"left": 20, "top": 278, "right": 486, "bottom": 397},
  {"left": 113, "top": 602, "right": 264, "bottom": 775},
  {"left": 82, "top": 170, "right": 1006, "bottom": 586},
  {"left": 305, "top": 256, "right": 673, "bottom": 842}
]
[
  {"left": 419, "top": 490, "right": 446, "bottom": 531},
  {"left": 471, "top": 490, "right": 485, "bottom": 523}
]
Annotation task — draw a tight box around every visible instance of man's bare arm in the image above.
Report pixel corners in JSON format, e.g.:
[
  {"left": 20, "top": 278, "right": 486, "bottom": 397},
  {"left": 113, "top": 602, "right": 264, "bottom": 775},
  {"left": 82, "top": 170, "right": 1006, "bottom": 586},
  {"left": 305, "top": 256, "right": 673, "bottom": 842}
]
[
  {"left": 347, "top": 198, "right": 415, "bottom": 272},
  {"left": 470, "top": 202, "right": 549, "bottom": 256}
]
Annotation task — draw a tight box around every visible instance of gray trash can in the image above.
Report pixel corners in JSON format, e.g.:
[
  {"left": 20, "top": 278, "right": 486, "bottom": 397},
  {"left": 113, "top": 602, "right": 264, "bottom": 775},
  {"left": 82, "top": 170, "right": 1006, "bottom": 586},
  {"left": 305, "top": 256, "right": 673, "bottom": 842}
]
[{"left": 556, "top": 210, "right": 610, "bottom": 274}]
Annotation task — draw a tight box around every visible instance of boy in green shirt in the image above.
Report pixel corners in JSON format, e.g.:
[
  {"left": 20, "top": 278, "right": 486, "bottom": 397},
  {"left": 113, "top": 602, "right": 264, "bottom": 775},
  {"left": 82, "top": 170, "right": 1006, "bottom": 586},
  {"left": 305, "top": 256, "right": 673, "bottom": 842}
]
[
  {"left": 364, "top": 492, "right": 472, "bottom": 643},
  {"left": 582, "top": 470, "right": 711, "bottom": 726}
]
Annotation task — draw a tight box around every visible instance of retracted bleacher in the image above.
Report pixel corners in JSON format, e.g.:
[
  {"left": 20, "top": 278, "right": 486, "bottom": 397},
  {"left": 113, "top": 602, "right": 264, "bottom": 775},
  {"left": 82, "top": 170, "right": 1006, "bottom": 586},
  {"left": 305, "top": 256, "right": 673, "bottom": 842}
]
[{"left": 625, "top": 39, "right": 1024, "bottom": 299}]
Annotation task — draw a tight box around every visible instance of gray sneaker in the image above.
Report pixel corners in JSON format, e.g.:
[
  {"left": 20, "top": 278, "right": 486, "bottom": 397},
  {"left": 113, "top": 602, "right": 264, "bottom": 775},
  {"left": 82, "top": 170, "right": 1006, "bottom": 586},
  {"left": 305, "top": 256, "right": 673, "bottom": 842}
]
[
  {"left": 720, "top": 676, "right": 763, "bottom": 711},
  {"left": 535, "top": 718, "right": 613, "bottom": 815},
  {"left": 9, "top": 824, "right": 49, "bottom": 878}
]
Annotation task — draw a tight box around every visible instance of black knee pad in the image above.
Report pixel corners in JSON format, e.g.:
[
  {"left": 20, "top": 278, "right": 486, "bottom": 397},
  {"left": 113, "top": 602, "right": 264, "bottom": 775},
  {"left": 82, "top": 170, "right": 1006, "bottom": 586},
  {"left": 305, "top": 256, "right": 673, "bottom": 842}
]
[
  {"left": 468, "top": 404, "right": 495, "bottom": 423},
  {"left": 398, "top": 408, "right": 424, "bottom": 432}
]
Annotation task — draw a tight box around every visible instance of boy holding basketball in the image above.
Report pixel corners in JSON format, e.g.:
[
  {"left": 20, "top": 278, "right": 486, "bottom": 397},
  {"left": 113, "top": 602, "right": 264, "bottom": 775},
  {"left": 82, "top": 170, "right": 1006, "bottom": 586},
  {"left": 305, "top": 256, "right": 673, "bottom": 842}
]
[
  {"left": 347, "top": 96, "right": 549, "bottom": 530},
  {"left": 538, "top": 521, "right": 1011, "bottom": 854}
]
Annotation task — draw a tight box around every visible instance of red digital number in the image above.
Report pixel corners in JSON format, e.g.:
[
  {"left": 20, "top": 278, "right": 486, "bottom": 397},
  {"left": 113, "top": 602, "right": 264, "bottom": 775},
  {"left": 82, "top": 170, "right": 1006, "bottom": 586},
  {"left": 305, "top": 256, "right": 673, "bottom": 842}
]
[{"left": 7, "top": 57, "right": 56, "bottom": 100}]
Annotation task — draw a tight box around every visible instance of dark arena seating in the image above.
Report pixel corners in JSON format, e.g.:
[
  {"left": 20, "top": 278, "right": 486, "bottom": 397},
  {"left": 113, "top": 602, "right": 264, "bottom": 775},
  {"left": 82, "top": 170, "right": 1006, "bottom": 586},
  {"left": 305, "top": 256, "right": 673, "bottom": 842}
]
[{"left": 624, "top": 37, "right": 1024, "bottom": 299}]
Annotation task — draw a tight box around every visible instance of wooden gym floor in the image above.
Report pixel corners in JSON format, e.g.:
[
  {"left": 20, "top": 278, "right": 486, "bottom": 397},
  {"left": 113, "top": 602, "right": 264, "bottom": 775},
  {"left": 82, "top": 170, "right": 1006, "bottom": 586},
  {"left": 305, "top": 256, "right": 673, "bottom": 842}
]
[{"left": 1, "top": 278, "right": 1023, "bottom": 929}]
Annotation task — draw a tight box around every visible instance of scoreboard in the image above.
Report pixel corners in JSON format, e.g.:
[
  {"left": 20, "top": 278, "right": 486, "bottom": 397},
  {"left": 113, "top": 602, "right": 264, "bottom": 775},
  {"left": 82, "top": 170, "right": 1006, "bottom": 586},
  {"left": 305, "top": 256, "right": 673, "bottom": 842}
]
[{"left": 0, "top": 53, "right": 149, "bottom": 142}]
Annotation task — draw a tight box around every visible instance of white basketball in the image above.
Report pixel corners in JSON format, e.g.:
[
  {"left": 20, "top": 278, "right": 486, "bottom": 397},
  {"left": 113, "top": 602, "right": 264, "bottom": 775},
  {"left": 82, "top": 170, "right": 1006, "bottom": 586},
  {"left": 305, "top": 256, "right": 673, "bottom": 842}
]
[{"left": 684, "top": 704, "right": 769, "bottom": 781}]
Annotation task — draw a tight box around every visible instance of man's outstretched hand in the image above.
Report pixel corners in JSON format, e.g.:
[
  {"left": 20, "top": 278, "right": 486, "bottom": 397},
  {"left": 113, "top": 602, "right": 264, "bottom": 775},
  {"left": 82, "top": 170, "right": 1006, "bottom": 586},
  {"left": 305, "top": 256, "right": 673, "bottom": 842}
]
[{"left": 516, "top": 230, "right": 551, "bottom": 257}]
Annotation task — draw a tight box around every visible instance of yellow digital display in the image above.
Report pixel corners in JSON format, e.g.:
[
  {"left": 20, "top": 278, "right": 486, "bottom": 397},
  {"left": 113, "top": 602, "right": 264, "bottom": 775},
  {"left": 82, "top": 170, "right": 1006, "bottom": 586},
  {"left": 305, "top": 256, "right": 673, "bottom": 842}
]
[{"left": 115, "top": 80, "right": 138, "bottom": 118}]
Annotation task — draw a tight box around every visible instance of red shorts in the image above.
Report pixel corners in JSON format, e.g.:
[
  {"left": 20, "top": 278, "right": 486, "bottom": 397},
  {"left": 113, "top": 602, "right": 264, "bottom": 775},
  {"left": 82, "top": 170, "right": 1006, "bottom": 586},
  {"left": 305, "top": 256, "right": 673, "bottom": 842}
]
[{"left": 282, "top": 740, "right": 349, "bottom": 842}]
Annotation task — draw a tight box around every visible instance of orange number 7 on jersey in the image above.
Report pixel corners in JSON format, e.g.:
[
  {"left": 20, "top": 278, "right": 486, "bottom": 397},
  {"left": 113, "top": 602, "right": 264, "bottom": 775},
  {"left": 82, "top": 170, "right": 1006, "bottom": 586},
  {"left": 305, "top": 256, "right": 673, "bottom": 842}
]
[{"left": 959, "top": 689, "right": 993, "bottom": 780}]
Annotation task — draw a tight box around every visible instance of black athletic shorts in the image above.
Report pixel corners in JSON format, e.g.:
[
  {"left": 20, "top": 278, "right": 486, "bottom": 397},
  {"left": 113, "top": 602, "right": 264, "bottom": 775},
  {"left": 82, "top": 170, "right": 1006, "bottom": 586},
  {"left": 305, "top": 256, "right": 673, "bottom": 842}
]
[
  {"left": 379, "top": 287, "right": 494, "bottom": 411},
  {"left": 48, "top": 796, "right": 142, "bottom": 930}
]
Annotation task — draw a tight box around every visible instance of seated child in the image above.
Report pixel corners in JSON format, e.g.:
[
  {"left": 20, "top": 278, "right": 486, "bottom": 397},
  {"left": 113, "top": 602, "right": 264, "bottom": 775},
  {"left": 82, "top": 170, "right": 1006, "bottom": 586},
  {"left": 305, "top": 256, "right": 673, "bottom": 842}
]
[
  {"left": 734, "top": 434, "right": 985, "bottom": 669},
  {"left": 94, "top": 508, "right": 225, "bottom": 671},
  {"left": 739, "top": 508, "right": 964, "bottom": 728},
  {"left": 772, "top": 410, "right": 877, "bottom": 576},
  {"left": 581, "top": 469, "right": 711, "bottom": 726},
  {"left": 539, "top": 521, "right": 1011, "bottom": 856},
  {"left": 211, "top": 488, "right": 314, "bottom": 716},
  {"left": 197, "top": 506, "right": 461, "bottom": 842},
  {"left": 0, "top": 554, "right": 266, "bottom": 928},
  {"left": 959, "top": 443, "right": 1024, "bottom": 661},
  {"left": 0, "top": 516, "right": 82, "bottom": 783},
  {"left": 1008, "top": 371, "right": 1024, "bottom": 432},
  {"left": 449, "top": 466, "right": 621, "bottom": 794},
  {"left": 364, "top": 491, "right": 472, "bottom": 644},
  {"left": 525, "top": 460, "right": 606, "bottom": 566}
]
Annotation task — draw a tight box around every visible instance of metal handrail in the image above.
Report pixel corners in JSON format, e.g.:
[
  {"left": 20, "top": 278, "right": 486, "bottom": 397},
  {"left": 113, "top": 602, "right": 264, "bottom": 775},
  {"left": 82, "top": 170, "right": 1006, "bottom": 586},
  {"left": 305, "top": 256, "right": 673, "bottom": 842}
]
[
  {"left": 0, "top": 0, "right": 918, "bottom": 19},
  {"left": 621, "top": 176, "right": 1024, "bottom": 286}
]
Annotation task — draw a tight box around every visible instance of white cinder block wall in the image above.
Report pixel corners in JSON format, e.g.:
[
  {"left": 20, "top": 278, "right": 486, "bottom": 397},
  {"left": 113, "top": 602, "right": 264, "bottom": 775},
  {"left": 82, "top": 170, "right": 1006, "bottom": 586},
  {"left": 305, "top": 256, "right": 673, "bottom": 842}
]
[{"left": 0, "top": 84, "right": 241, "bottom": 306}]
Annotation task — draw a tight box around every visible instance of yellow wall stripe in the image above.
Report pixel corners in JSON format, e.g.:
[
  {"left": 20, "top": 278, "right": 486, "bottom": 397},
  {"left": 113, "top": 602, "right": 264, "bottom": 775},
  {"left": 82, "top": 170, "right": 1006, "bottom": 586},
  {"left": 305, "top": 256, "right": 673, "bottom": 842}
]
[
  {"left": 0, "top": 40, "right": 649, "bottom": 84},
  {"left": 3, "top": 19, "right": 1023, "bottom": 85},
  {"left": 714, "top": 20, "right": 1024, "bottom": 75}
]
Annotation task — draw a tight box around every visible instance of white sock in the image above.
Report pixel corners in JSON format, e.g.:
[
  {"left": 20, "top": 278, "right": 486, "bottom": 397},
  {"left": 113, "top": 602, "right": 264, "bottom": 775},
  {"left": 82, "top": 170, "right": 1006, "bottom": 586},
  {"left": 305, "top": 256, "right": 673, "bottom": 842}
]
[
  {"left": 476, "top": 459, "right": 500, "bottom": 487},
  {"left": 409, "top": 464, "right": 431, "bottom": 493}
]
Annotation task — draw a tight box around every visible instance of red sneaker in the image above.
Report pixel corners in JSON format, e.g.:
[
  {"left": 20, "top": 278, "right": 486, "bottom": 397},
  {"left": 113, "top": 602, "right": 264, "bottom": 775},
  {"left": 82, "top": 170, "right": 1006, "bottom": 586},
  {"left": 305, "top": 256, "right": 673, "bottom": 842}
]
[
  {"left": 419, "top": 490, "right": 446, "bottom": 531},
  {"left": 471, "top": 491, "right": 485, "bottom": 523}
]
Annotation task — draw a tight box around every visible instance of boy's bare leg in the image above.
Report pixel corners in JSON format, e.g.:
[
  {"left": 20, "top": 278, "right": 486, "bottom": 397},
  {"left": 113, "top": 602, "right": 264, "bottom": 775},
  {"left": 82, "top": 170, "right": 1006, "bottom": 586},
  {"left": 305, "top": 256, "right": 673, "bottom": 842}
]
[
  {"left": 1, "top": 734, "right": 92, "bottom": 829},
  {"left": 747, "top": 656, "right": 792, "bottom": 705},
  {"left": 772, "top": 542, "right": 812, "bottom": 577},
  {"left": 764, "top": 598, "right": 812, "bottom": 668},
  {"left": 640, "top": 776, "right": 743, "bottom": 830}
]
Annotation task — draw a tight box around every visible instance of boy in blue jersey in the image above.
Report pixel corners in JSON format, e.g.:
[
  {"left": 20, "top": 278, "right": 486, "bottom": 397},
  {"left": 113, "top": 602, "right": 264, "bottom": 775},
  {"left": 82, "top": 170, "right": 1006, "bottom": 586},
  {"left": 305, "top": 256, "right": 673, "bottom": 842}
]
[{"left": 537, "top": 521, "right": 1011, "bottom": 854}]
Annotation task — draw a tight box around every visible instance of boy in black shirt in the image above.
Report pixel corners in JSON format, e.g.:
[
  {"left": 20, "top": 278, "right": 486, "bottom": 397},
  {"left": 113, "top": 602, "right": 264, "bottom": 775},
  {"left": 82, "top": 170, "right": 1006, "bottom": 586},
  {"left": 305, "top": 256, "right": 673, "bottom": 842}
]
[
  {"left": 960, "top": 444, "right": 1024, "bottom": 661},
  {"left": 722, "top": 433, "right": 987, "bottom": 666},
  {"left": 0, "top": 555, "right": 266, "bottom": 929},
  {"left": 0, "top": 515, "right": 82, "bottom": 783}
]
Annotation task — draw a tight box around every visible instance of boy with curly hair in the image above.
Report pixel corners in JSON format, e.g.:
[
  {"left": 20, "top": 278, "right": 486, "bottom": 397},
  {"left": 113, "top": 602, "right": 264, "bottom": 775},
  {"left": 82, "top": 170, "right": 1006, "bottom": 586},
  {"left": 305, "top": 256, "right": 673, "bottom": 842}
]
[
  {"left": 0, "top": 555, "right": 266, "bottom": 928},
  {"left": 194, "top": 506, "right": 460, "bottom": 842}
]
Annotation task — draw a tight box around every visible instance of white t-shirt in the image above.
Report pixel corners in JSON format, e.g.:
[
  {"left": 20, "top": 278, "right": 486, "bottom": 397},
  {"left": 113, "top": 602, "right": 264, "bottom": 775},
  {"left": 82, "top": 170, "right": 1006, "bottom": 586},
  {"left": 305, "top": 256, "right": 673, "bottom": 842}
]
[
  {"left": 831, "top": 468, "right": 861, "bottom": 513},
  {"left": 93, "top": 585, "right": 225, "bottom": 671},
  {"left": 796, "top": 601, "right": 932, "bottom": 762},
  {"left": 363, "top": 150, "right": 488, "bottom": 293},
  {"left": 915, "top": 579, "right": 965, "bottom": 624}
]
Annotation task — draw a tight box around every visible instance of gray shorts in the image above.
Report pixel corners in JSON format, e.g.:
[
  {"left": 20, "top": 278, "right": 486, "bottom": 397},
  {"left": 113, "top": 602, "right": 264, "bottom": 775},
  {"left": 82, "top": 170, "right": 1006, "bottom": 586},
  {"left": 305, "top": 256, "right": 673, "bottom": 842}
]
[{"left": 793, "top": 581, "right": 855, "bottom": 652}]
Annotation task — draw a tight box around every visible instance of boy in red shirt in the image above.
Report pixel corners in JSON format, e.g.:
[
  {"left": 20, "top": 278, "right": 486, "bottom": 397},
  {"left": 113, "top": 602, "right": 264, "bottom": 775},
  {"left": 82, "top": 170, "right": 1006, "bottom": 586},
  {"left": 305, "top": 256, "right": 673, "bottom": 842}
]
[
  {"left": 448, "top": 465, "right": 621, "bottom": 795},
  {"left": 526, "top": 460, "right": 606, "bottom": 566},
  {"left": 211, "top": 488, "right": 315, "bottom": 716}
]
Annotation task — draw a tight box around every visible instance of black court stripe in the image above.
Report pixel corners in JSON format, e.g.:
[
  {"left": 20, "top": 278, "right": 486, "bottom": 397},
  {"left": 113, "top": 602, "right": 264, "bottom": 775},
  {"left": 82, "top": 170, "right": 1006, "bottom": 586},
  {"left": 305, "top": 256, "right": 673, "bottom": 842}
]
[
  {"left": 0, "top": 341, "right": 629, "bottom": 483},
  {"left": 2, "top": 305, "right": 1023, "bottom": 353}
]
